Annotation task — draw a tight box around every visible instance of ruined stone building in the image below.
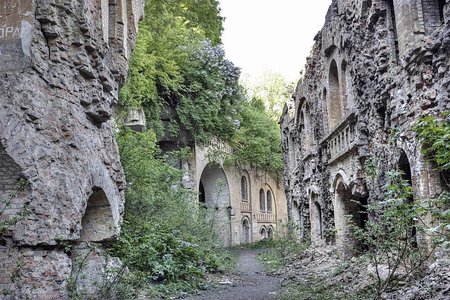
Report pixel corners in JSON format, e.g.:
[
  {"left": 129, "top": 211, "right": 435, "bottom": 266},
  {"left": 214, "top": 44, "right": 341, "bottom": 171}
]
[
  {"left": 0, "top": 0, "right": 144, "bottom": 298},
  {"left": 130, "top": 107, "right": 290, "bottom": 246},
  {"left": 281, "top": 0, "right": 450, "bottom": 256},
  {"left": 186, "top": 141, "right": 288, "bottom": 247}
]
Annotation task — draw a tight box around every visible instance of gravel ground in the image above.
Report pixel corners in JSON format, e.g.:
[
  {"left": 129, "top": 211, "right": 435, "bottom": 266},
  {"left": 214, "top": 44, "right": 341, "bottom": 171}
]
[{"left": 184, "top": 249, "right": 282, "bottom": 300}]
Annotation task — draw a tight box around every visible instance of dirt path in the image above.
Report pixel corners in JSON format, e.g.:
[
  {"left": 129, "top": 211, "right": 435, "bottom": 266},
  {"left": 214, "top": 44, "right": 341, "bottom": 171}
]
[{"left": 185, "top": 249, "right": 282, "bottom": 300}]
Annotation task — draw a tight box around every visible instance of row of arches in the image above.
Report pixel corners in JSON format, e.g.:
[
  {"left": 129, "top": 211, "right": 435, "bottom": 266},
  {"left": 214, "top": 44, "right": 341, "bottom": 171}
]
[
  {"left": 241, "top": 175, "right": 276, "bottom": 213},
  {"left": 294, "top": 148, "right": 422, "bottom": 256},
  {"left": 259, "top": 225, "right": 274, "bottom": 240}
]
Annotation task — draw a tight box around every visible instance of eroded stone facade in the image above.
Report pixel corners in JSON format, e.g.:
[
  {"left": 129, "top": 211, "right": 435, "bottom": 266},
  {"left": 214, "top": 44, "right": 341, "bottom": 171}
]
[
  {"left": 180, "top": 141, "right": 288, "bottom": 247},
  {"left": 0, "top": 0, "right": 143, "bottom": 298},
  {"left": 281, "top": 0, "right": 450, "bottom": 256}
]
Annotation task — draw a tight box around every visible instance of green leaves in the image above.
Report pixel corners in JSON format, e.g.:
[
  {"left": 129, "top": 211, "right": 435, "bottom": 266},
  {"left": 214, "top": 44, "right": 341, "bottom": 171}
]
[
  {"left": 230, "top": 98, "right": 284, "bottom": 177},
  {"left": 414, "top": 112, "right": 450, "bottom": 170}
]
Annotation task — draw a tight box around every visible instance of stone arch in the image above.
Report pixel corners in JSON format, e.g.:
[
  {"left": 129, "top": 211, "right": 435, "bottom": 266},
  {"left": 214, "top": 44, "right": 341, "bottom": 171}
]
[
  {"left": 241, "top": 175, "right": 248, "bottom": 201},
  {"left": 80, "top": 187, "right": 115, "bottom": 242},
  {"left": 199, "top": 162, "right": 232, "bottom": 246},
  {"left": 259, "top": 188, "right": 265, "bottom": 212},
  {"left": 241, "top": 216, "right": 251, "bottom": 244},
  {"left": 398, "top": 149, "right": 417, "bottom": 247},
  {"left": 259, "top": 226, "right": 267, "bottom": 239},
  {"left": 328, "top": 59, "right": 342, "bottom": 129},
  {"left": 333, "top": 174, "right": 361, "bottom": 257},
  {"left": 267, "top": 226, "right": 274, "bottom": 240}
]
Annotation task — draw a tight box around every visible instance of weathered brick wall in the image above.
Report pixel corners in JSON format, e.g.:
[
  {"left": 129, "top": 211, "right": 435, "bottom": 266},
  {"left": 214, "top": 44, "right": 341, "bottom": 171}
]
[
  {"left": 0, "top": 0, "right": 144, "bottom": 298},
  {"left": 282, "top": 0, "right": 449, "bottom": 256}
]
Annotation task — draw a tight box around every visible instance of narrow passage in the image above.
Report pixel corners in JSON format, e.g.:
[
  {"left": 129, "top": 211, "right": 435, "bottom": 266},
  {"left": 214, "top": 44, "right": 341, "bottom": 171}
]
[{"left": 186, "top": 249, "right": 281, "bottom": 300}]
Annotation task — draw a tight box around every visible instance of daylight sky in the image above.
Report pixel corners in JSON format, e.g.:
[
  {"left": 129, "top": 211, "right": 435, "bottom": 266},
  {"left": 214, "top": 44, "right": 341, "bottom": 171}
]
[{"left": 219, "top": 1, "right": 332, "bottom": 83}]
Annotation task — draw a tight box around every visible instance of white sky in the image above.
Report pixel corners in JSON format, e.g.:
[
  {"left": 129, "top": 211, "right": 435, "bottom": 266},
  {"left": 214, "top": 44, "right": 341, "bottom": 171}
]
[{"left": 219, "top": 1, "right": 332, "bottom": 83}]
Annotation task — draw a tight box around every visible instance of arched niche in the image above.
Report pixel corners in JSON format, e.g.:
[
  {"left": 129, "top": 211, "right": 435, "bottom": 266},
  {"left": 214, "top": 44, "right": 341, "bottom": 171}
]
[
  {"left": 260, "top": 226, "right": 267, "bottom": 240},
  {"left": 333, "top": 175, "right": 364, "bottom": 257},
  {"left": 80, "top": 187, "right": 115, "bottom": 242},
  {"left": 267, "top": 226, "right": 274, "bottom": 240},
  {"left": 328, "top": 60, "right": 342, "bottom": 129},
  {"left": 199, "top": 163, "right": 232, "bottom": 246},
  {"left": 310, "top": 193, "right": 323, "bottom": 244},
  {"left": 242, "top": 216, "right": 251, "bottom": 244}
]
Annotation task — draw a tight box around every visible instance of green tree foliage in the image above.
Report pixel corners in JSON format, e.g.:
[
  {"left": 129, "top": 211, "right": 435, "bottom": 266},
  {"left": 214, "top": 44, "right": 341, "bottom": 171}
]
[
  {"left": 176, "top": 41, "right": 243, "bottom": 143},
  {"left": 119, "top": 0, "right": 239, "bottom": 142},
  {"left": 242, "top": 71, "right": 295, "bottom": 121},
  {"left": 112, "top": 128, "right": 232, "bottom": 293},
  {"left": 231, "top": 98, "right": 284, "bottom": 177}
]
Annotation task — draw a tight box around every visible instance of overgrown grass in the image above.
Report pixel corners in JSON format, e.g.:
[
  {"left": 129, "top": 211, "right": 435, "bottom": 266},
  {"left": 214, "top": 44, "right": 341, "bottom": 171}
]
[{"left": 256, "top": 225, "right": 309, "bottom": 272}]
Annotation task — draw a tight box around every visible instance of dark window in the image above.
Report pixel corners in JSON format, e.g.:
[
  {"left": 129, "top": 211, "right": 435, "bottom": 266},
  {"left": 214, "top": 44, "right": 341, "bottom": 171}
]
[{"left": 241, "top": 176, "right": 248, "bottom": 201}]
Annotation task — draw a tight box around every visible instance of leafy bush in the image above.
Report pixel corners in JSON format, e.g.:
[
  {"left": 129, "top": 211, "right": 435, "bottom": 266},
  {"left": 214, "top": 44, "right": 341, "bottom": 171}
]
[
  {"left": 414, "top": 112, "right": 450, "bottom": 170},
  {"left": 111, "top": 128, "right": 233, "bottom": 296},
  {"left": 350, "top": 171, "right": 448, "bottom": 297}
]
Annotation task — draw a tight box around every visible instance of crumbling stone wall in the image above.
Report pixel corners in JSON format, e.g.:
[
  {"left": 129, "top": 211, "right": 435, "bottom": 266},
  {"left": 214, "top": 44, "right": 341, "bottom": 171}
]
[
  {"left": 281, "top": 0, "right": 449, "bottom": 257},
  {"left": 0, "top": 0, "right": 143, "bottom": 298}
]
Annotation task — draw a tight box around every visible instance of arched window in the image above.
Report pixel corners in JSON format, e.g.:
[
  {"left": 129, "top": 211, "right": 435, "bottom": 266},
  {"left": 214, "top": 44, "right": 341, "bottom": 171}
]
[
  {"left": 259, "top": 189, "right": 265, "bottom": 212},
  {"left": 260, "top": 226, "right": 267, "bottom": 239},
  {"left": 328, "top": 60, "right": 342, "bottom": 129},
  {"left": 241, "top": 176, "right": 248, "bottom": 201},
  {"left": 266, "top": 190, "right": 272, "bottom": 213},
  {"left": 267, "top": 226, "right": 274, "bottom": 240}
]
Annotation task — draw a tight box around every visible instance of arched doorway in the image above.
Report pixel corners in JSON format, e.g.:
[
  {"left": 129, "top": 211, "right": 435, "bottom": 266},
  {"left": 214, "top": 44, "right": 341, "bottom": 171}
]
[
  {"left": 333, "top": 176, "right": 364, "bottom": 257},
  {"left": 242, "top": 217, "right": 250, "bottom": 244},
  {"left": 199, "top": 163, "right": 232, "bottom": 247},
  {"left": 398, "top": 149, "right": 417, "bottom": 247}
]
